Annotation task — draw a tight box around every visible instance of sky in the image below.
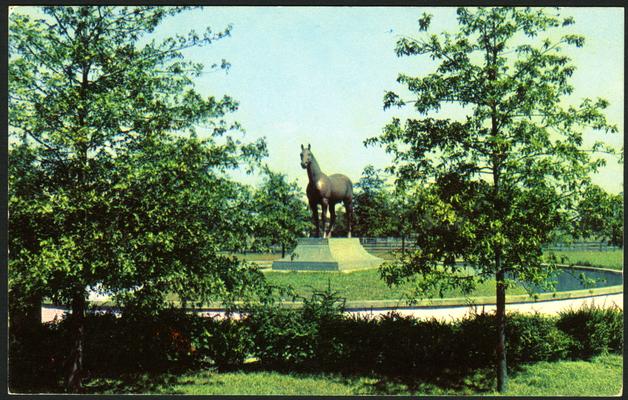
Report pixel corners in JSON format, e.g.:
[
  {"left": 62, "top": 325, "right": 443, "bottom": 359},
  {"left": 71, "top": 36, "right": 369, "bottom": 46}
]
[{"left": 12, "top": 6, "right": 625, "bottom": 194}]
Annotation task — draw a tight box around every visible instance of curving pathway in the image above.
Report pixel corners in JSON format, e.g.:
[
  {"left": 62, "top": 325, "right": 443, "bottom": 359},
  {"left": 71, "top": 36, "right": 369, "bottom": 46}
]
[
  {"left": 41, "top": 293, "right": 622, "bottom": 323},
  {"left": 344, "top": 293, "right": 623, "bottom": 322}
]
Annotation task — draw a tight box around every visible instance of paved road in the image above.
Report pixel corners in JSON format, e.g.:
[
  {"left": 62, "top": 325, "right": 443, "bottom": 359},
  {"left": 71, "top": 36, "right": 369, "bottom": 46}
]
[{"left": 41, "top": 293, "right": 623, "bottom": 323}]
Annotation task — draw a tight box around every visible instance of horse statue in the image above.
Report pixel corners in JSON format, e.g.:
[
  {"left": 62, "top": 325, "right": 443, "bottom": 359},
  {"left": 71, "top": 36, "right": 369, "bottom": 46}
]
[{"left": 300, "top": 144, "right": 353, "bottom": 238}]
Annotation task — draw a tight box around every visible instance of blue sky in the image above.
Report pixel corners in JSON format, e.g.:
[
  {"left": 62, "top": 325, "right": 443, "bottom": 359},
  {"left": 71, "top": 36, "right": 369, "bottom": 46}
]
[
  {"left": 13, "top": 6, "right": 624, "bottom": 194},
  {"left": 161, "top": 6, "right": 624, "bottom": 194}
]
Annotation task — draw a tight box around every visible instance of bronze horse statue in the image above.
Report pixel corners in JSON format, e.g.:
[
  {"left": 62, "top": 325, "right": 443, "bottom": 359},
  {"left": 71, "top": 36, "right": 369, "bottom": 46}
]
[{"left": 300, "top": 144, "right": 353, "bottom": 238}]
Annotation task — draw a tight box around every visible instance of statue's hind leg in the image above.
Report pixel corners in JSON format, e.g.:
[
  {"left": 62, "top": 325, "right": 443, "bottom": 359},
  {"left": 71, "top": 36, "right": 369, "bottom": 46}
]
[
  {"left": 321, "top": 198, "right": 329, "bottom": 238},
  {"left": 344, "top": 199, "right": 353, "bottom": 238},
  {"left": 328, "top": 203, "right": 336, "bottom": 238}
]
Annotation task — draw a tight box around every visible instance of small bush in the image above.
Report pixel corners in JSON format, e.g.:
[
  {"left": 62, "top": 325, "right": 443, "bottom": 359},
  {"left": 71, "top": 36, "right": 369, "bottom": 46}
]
[
  {"left": 246, "top": 306, "right": 318, "bottom": 368},
  {"left": 505, "top": 313, "right": 572, "bottom": 364},
  {"left": 557, "top": 304, "right": 623, "bottom": 359},
  {"left": 246, "top": 284, "right": 346, "bottom": 369},
  {"left": 191, "top": 317, "right": 254, "bottom": 369}
]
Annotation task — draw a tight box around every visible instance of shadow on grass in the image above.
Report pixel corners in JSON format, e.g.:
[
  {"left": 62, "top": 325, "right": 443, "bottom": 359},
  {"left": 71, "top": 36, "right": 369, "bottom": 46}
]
[
  {"left": 82, "top": 371, "right": 184, "bottom": 394},
  {"left": 341, "top": 367, "right": 498, "bottom": 395},
  {"left": 17, "top": 361, "right": 527, "bottom": 395},
  {"left": 218, "top": 361, "right": 502, "bottom": 396}
]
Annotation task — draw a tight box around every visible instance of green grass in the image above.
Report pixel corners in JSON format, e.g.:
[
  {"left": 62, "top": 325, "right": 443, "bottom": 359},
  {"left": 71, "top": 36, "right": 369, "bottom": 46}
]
[
  {"left": 544, "top": 249, "right": 623, "bottom": 270},
  {"left": 156, "top": 249, "right": 622, "bottom": 307},
  {"left": 81, "top": 354, "right": 622, "bottom": 395},
  {"left": 500, "top": 353, "right": 623, "bottom": 396},
  {"left": 231, "top": 249, "right": 624, "bottom": 270},
  {"left": 264, "top": 268, "right": 528, "bottom": 302}
]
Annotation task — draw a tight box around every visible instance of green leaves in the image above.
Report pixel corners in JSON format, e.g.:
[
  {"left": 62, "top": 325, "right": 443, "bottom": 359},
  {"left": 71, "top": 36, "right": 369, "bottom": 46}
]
[
  {"left": 9, "top": 6, "right": 271, "bottom": 315},
  {"left": 368, "top": 7, "right": 619, "bottom": 300},
  {"left": 418, "top": 13, "right": 432, "bottom": 32},
  {"left": 574, "top": 185, "right": 623, "bottom": 246},
  {"left": 249, "top": 167, "right": 310, "bottom": 252}
]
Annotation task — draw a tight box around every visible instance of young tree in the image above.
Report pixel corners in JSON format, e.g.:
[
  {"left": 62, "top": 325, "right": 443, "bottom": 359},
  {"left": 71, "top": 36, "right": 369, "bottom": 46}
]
[
  {"left": 574, "top": 185, "right": 623, "bottom": 247},
  {"left": 9, "top": 6, "right": 267, "bottom": 391},
  {"left": 251, "top": 167, "right": 310, "bottom": 256},
  {"left": 366, "top": 7, "right": 618, "bottom": 392},
  {"left": 353, "top": 165, "right": 396, "bottom": 238}
]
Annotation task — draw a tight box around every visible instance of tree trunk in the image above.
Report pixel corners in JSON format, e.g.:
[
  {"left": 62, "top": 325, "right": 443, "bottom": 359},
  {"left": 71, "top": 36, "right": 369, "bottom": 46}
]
[
  {"left": 401, "top": 235, "right": 405, "bottom": 254},
  {"left": 281, "top": 243, "right": 285, "bottom": 258},
  {"left": 66, "top": 290, "right": 86, "bottom": 393},
  {"left": 495, "top": 266, "right": 507, "bottom": 393}
]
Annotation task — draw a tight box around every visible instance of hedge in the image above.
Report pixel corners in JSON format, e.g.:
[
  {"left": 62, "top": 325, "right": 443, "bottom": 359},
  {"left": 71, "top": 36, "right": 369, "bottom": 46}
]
[{"left": 8, "top": 300, "right": 623, "bottom": 392}]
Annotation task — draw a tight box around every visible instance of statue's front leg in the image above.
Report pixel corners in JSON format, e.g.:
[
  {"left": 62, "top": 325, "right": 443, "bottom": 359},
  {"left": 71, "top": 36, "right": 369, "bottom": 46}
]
[{"left": 310, "top": 202, "right": 320, "bottom": 237}]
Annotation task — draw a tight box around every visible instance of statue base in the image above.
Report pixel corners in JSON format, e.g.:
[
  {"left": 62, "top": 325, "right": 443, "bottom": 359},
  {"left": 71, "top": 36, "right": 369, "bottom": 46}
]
[{"left": 272, "top": 238, "right": 384, "bottom": 272}]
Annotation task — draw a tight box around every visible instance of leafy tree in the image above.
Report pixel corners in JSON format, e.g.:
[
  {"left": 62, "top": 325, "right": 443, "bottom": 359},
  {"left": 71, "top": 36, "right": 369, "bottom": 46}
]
[
  {"left": 251, "top": 167, "right": 310, "bottom": 256},
  {"left": 352, "top": 166, "right": 417, "bottom": 253},
  {"left": 574, "top": 185, "right": 623, "bottom": 247},
  {"left": 366, "top": 7, "right": 618, "bottom": 392},
  {"left": 9, "top": 6, "right": 267, "bottom": 391},
  {"left": 353, "top": 165, "right": 396, "bottom": 237}
]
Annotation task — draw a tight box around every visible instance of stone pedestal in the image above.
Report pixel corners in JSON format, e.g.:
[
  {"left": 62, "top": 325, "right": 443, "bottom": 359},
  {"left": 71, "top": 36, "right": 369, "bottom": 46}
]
[{"left": 272, "top": 238, "right": 384, "bottom": 272}]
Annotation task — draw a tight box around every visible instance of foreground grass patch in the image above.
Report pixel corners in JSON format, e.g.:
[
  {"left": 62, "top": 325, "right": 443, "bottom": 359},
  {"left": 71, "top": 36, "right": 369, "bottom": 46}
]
[
  {"left": 82, "top": 354, "right": 622, "bottom": 395},
  {"left": 499, "top": 353, "right": 623, "bottom": 396},
  {"left": 544, "top": 249, "right": 623, "bottom": 270}
]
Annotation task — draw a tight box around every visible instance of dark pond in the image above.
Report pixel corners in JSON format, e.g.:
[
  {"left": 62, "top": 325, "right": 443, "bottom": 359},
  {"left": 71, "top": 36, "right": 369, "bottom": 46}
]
[{"left": 512, "top": 267, "right": 623, "bottom": 293}]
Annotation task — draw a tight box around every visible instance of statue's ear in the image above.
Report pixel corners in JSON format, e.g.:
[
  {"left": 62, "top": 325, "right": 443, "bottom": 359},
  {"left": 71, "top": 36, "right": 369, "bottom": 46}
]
[
  {"left": 308, "top": 143, "right": 311, "bottom": 150},
  {"left": 301, "top": 144, "right": 304, "bottom": 150}
]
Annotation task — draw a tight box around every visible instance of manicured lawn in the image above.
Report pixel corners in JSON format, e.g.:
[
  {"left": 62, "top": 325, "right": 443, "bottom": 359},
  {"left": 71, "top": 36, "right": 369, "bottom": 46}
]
[
  {"left": 82, "top": 354, "right": 622, "bottom": 395},
  {"left": 167, "top": 249, "right": 621, "bottom": 306},
  {"left": 544, "top": 250, "right": 623, "bottom": 270},
  {"left": 264, "top": 268, "right": 528, "bottom": 302},
  {"left": 232, "top": 249, "right": 624, "bottom": 270}
]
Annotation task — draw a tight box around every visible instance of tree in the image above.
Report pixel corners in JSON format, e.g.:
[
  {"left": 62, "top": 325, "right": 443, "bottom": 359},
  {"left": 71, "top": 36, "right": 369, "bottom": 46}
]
[
  {"left": 574, "top": 185, "right": 623, "bottom": 247},
  {"left": 366, "top": 7, "right": 618, "bottom": 392},
  {"left": 251, "top": 167, "right": 310, "bottom": 256},
  {"left": 9, "top": 6, "right": 267, "bottom": 391},
  {"left": 353, "top": 165, "right": 396, "bottom": 237}
]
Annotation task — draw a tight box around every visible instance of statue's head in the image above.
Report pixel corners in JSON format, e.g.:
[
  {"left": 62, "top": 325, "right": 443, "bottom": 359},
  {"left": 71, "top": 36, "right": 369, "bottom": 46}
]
[{"left": 300, "top": 144, "right": 312, "bottom": 169}]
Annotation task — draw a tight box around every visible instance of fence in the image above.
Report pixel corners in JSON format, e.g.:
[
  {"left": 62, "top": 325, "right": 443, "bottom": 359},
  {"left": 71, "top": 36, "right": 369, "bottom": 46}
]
[
  {"left": 359, "top": 238, "right": 621, "bottom": 253},
  {"left": 359, "top": 237, "right": 416, "bottom": 253},
  {"left": 541, "top": 241, "right": 621, "bottom": 252},
  {"left": 233, "top": 238, "right": 620, "bottom": 254}
]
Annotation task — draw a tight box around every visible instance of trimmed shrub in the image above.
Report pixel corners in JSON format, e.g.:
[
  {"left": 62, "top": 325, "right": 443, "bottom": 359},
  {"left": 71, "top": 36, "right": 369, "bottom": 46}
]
[
  {"left": 455, "top": 311, "right": 574, "bottom": 368},
  {"left": 505, "top": 313, "right": 572, "bottom": 364},
  {"left": 9, "top": 299, "right": 623, "bottom": 393},
  {"left": 375, "top": 312, "right": 457, "bottom": 376},
  {"left": 456, "top": 312, "right": 496, "bottom": 369},
  {"left": 557, "top": 304, "right": 623, "bottom": 359},
  {"left": 316, "top": 314, "right": 380, "bottom": 373}
]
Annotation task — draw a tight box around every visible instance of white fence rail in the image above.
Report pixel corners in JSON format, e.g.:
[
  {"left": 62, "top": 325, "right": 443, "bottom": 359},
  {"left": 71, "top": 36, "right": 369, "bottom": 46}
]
[{"left": 235, "top": 238, "right": 621, "bottom": 254}]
